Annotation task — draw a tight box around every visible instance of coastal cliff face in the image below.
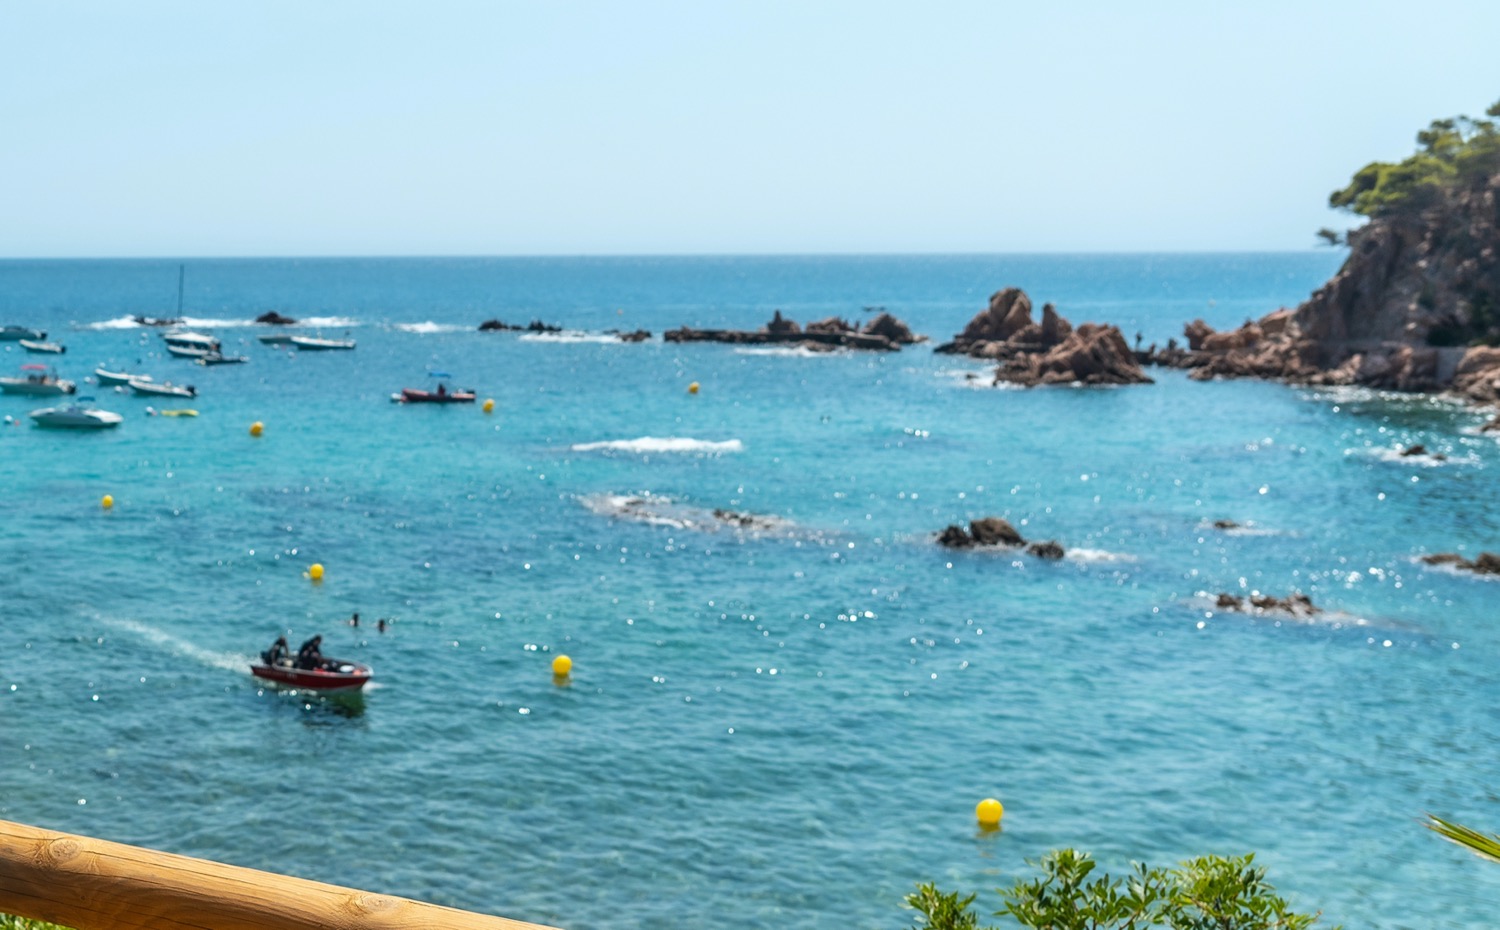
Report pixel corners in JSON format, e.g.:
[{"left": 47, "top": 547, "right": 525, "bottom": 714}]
[{"left": 1160, "top": 167, "right": 1500, "bottom": 404}]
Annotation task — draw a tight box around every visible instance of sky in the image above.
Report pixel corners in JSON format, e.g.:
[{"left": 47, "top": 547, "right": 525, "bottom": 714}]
[{"left": 1, "top": 1, "right": 1498, "bottom": 257}]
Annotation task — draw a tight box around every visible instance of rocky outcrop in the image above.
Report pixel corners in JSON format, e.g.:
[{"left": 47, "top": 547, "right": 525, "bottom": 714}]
[
  {"left": 133, "top": 315, "right": 182, "bottom": 327},
  {"left": 937, "top": 287, "right": 1152, "bottom": 387},
  {"left": 1150, "top": 168, "right": 1500, "bottom": 406},
  {"left": 478, "top": 319, "right": 563, "bottom": 332},
  {"left": 664, "top": 310, "right": 923, "bottom": 352},
  {"left": 935, "top": 517, "right": 1064, "bottom": 560},
  {"left": 1213, "top": 592, "right": 1321, "bottom": 619},
  {"left": 1421, "top": 552, "right": 1500, "bottom": 575},
  {"left": 607, "top": 329, "right": 652, "bottom": 342},
  {"left": 255, "top": 311, "right": 297, "bottom": 325}
]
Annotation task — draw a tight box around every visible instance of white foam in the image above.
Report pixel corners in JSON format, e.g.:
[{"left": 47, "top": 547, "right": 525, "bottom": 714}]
[
  {"left": 298, "top": 316, "right": 360, "bottom": 328},
  {"left": 1358, "top": 446, "right": 1478, "bottom": 467},
  {"left": 1066, "top": 547, "right": 1134, "bottom": 563},
  {"left": 83, "top": 316, "right": 147, "bottom": 330},
  {"left": 520, "top": 331, "right": 622, "bottom": 344},
  {"left": 571, "top": 437, "right": 744, "bottom": 455},
  {"left": 393, "top": 321, "right": 466, "bottom": 334},
  {"left": 98, "top": 616, "right": 250, "bottom": 674},
  {"left": 733, "top": 346, "right": 841, "bottom": 358},
  {"left": 581, "top": 493, "right": 695, "bottom": 529}
]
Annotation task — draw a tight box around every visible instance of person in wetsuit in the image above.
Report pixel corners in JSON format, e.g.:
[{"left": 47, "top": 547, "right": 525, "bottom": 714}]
[
  {"left": 295, "top": 635, "right": 327, "bottom": 670},
  {"left": 263, "top": 636, "right": 290, "bottom": 667}
]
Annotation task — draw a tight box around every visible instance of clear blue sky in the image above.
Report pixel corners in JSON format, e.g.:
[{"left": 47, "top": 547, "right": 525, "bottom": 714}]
[{"left": 3, "top": 1, "right": 1497, "bottom": 257}]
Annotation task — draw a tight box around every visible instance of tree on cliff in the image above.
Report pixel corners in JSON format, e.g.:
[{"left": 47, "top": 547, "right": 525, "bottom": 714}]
[{"left": 1328, "top": 100, "right": 1500, "bottom": 219}]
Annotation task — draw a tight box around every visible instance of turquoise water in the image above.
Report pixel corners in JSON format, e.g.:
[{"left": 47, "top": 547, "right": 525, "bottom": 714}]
[{"left": 2, "top": 254, "right": 1498, "bottom": 929}]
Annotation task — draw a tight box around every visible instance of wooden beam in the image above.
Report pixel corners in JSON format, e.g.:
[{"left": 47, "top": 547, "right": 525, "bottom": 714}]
[{"left": 0, "top": 819, "right": 559, "bottom": 930}]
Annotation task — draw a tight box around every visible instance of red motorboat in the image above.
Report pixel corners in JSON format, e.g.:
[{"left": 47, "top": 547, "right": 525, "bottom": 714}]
[
  {"left": 396, "top": 386, "right": 475, "bottom": 404},
  {"left": 250, "top": 658, "right": 372, "bottom": 690}
]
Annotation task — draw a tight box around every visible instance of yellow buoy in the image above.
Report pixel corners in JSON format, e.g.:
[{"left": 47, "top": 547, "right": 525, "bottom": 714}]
[
  {"left": 101, "top": 494, "right": 114, "bottom": 510},
  {"left": 249, "top": 421, "right": 264, "bottom": 437},
  {"left": 687, "top": 381, "right": 700, "bottom": 395},
  {"left": 308, "top": 563, "right": 324, "bottom": 582},
  {"left": 482, "top": 398, "right": 495, "bottom": 414},
  {"left": 976, "top": 798, "right": 1004, "bottom": 829},
  {"left": 551, "top": 654, "right": 572, "bottom": 677}
]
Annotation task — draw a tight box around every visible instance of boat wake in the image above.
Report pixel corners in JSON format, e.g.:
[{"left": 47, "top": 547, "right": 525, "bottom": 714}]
[
  {"left": 571, "top": 437, "right": 744, "bottom": 455},
  {"left": 1065, "top": 547, "right": 1135, "bottom": 564},
  {"left": 733, "top": 345, "right": 843, "bottom": 358},
  {"left": 96, "top": 615, "right": 250, "bottom": 674},
  {"left": 581, "top": 493, "right": 796, "bottom": 535}
]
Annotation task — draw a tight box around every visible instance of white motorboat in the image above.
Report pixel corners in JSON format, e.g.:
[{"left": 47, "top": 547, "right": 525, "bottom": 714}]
[
  {"left": 290, "top": 335, "right": 356, "bottom": 350},
  {"left": 30, "top": 398, "right": 123, "bottom": 430},
  {"left": 0, "top": 365, "right": 76, "bottom": 396},
  {"left": 165, "top": 343, "right": 212, "bottom": 359},
  {"left": 197, "top": 352, "right": 248, "bottom": 365},
  {"left": 161, "top": 331, "right": 220, "bottom": 351},
  {"left": 0, "top": 326, "right": 45, "bottom": 341},
  {"left": 95, "top": 368, "right": 150, "bottom": 386},
  {"left": 129, "top": 378, "right": 196, "bottom": 398},
  {"left": 19, "top": 339, "right": 65, "bottom": 354}
]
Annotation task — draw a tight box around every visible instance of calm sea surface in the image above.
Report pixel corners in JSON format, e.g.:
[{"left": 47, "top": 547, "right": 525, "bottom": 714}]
[{"left": 2, "top": 254, "right": 1498, "bottom": 929}]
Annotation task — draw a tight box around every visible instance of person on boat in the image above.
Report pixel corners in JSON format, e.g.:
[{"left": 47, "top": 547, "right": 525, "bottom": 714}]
[
  {"left": 295, "top": 635, "right": 327, "bottom": 670},
  {"left": 436, "top": 383, "right": 447, "bottom": 397},
  {"left": 263, "top": 636, "right": 290, "bottom": 667}
]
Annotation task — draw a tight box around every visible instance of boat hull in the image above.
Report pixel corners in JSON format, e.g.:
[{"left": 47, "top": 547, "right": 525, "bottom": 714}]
[
  {"left": 129, "top": 380, "right": 196, "bottom": 398},
  {"left": 0, "top": 378, "right": 76, "bottom": 396},
  {"left": 31, "top": 406, "right": 123, "bottom": 429},
  {"left": 291, "top": 337, "right": 356, "bottom": 350},
  {"left": 250, "top": 661, "right": 371, "bottom": 690},
  {"left": 399, "top": 388, "right": 476, "bottom": 404},
  {"left": 19, "top": 340, "right": 65, "bottom": 354},
  {"left": 0, "top": 327, "right": 45, "bottom": 341}
]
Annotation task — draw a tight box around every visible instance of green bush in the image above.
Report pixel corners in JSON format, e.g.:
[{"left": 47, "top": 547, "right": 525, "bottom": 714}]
[
  {"left": 0, "top": 916, "right": 72, "bottom": 930},
  {"left": 1328, "top": 103, "right": 1500, "bottom": 220},
  {"left": 907, "top": 849, "right": 1333, "bottom": 930}
]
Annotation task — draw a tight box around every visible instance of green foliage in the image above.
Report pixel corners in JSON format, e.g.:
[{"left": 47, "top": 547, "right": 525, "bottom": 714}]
[
  {"left": 1427, "top": 814, "right": 1500, "bottom": 864},
  {"left": 1328, "top": 101, "right": 1500, "bottom": 218},
  {"left": 1314, "top": 228, "right": 1343, "bottom": 247},
  {"left": 905, "top": 850, "right": 1332, "bottom": 930},
  {"left": 0, "top": 915, "right": 73, "bottom": 930}
]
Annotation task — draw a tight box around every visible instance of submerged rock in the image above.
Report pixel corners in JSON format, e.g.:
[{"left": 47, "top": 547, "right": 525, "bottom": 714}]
[
  {"left": 1422, "top": 551, "right": 1500, "bottom": 575},
  {"left": 1214, "top": 592, "right": 1321, "bottom": 618},
  {"left": 1212, "top": 519, "right": 1240, "bottom": 530},
  {"left": 1026, "top": 540, "right": 1065, "bottom": 560},
  {"left": 937, "top": 524, "right": 976, "bottom": 548},
  {"left": 936, "top": 516, "right": 1067, "bottom": 557}
]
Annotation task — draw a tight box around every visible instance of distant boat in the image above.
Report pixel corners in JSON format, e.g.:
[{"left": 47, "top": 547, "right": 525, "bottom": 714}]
[
  {"left": 291, "top": 335, "right": 356, "bottom": 351},
  {"left": 196, "top": 352, "right": 248, "bottom": 366},
  {"left": 19, "top": 339, "right": 65, "bottom": 354},
  {"left": 0, "top": 326, "right": 45, "bottom": 341},
  {"left": 129, "top": 379, "right": 196, "bottom": 399},
  {"left": 96, "top": 368, "right": 150, "bottom": 386},
  {"left": 162, "top": 331, "right": 219, "bottom": 351},
  {"left": 30, "top": 398, "right": 123, "bottom": 430},
  {"left": 0, "top": 365, "right": 75, "bottom": 396},
  {"left": 257, "top": 333, "right": 296, "bottom": 345},
  {"left": 165, "top": 343, "right": 213, "bottom": 359},
  {"left": 251, "top": 654, "right": 372, "bottom": 691}
]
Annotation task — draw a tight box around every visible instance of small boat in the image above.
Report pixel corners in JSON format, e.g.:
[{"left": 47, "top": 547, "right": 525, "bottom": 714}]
[
  {"left": 250, "top": 656, "right": 372, "bottom": 691},
  {"left": 196, "top": 352, "right": 248, "bottom": 366},
  {"left": 30, "top": 398, "right": 123, "bottom": 430},
  {"left": 95, "top": 368, "right": 150, "bottom": 386},
  {"left": 159, "top": 409, "right": 198, "bottom": 417},
  {"left": 20, "top": 339, "right": 65, "bottom": 354},
  {"left": 0, "top": 326, "right": 46, "bottom": 341},
  {"left": 129, "top": 379, "right": 196, "bottom": 398},
  {"left": 0, "top": 365, "right": 76, "bottom": 396},
  {"left": 161, "top": 330, "right": 220, "bottom": 351},
  {"left": 396, "top": 386, "right": 477, "bottom": 404},
  {"left": 290, "top": 335, "right": 356, "bottom": 351},
  {"left": 257, "top": 333, "right": 296, "bottom": 345},
  {"left": 165, "top": 343, "right": 212, "bottom": 359}
]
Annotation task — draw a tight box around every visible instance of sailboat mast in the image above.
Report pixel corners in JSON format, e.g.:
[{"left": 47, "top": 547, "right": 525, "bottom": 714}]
[{"left": 176, "top": 264, "right": 185, "bottom": 316}]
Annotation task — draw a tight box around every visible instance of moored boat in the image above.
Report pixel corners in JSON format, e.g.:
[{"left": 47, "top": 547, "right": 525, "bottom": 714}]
[
  {"left": 129, "top": 379, "right": 196, "bottom": 398},
  {"left": 397, "top": 386, "right": 477, "bottom": 404},
  {"left": 161, "top": 331, "right": 220, "bottom": 351},
  {"left": 0, "top": 365, "right": 76, "bottom": 396},
  {"left": 257, "top": 333, "right": 296, "bottom": 344},
  {"left": 165, "top": 343, "right": 212, "bottom": 359},
  {"left": 19, "top": 339, "right": 65, "bottom": 354},
  {"left": 30, "top": 398, "right": 123, "bottom": 430},
  {"left": 290, "top": 335, "right": 356, "bottom": 350},
  {"left": 0, "top": 326, "right": 46, "bottom": 341},
  {"left": 95, "top": 368, "right": 150, "bottom": 386},
  {"left": 197, "top": 352, "right": 248, "bottom": 365}
]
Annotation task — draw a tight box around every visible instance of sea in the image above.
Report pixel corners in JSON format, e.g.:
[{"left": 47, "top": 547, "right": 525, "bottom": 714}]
[{"left": 1, "top": 253, "right": 1498, "bottom": 930}]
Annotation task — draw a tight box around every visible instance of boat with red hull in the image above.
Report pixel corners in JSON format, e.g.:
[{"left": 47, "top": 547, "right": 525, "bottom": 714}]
[
  {"left": 396, "top": 387, "right": 476, "bottom": 404},
  {"left": 250, "top": 659, "right": 372, "bottom": 690}
]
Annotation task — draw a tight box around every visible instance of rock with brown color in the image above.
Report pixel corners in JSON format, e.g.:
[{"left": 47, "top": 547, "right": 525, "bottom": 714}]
[
  {"left": 994, "top": 323, "right": 1154, "bottom": 387},
  {"left": 863, "top": 312, "right": 922, "bottom": 345},
  {"left": 937, "top": 525, "right": 975, "bottom": 548},
  {"left": 969, "top": 517, "right": 1025, "bottom": 547},
  {"left": 1026, "top": 540, "right": 1065, "bottom": 560}
]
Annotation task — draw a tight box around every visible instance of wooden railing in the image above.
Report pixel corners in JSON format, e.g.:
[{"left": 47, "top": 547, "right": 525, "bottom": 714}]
[{"left": 0, "top": 819, "right": 558, "bottom": 930}]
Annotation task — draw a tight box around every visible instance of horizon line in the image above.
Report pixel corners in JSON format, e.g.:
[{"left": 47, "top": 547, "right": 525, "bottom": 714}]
[{"left": 0, "top": 248, "right": 1348, "bottom": 263}]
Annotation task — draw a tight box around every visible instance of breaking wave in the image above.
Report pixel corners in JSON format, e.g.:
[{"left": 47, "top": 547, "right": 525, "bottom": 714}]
[{"left": 571, "top": 437, "right": 743, "bottom": 455}]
